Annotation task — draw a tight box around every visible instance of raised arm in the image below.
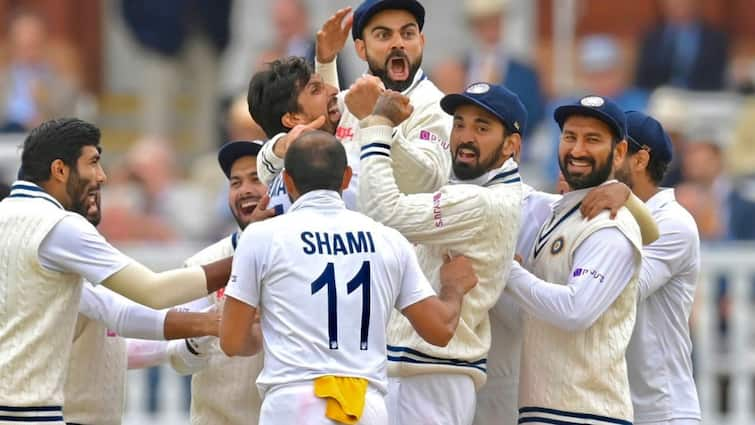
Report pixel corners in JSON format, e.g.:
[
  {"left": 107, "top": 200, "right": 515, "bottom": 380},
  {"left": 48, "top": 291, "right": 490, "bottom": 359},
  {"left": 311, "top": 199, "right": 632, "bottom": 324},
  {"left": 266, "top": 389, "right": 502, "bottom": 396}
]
[{"left": 358, "top": 92, "right": 489, "bottom": 244}]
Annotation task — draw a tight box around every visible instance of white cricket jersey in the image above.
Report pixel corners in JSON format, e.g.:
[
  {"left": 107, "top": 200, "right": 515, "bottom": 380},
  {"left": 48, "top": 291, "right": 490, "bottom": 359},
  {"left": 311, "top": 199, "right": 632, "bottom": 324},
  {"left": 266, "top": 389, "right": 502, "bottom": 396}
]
[
  {"left": 0, "top": 183, "right": 81, "bottom": 424},
  {"left": 64, "top": 282, "right": 168, "bottom": 425},
  {"left": 0, "top": 181, "right": 131, "bottom": 424},
  {"left": 475, "top": 186, "right": 558, "bottom": 425},
  {"left": 358, "top": 125, "right": 522, "bottom": 390},
  {"left": 508, "top": 185, "right": 643, "bottom": 424},
  {"left": 626, "top": 189, "right": 701, "bottom": 423},
  {"left": 257, "top": 63, "right": 452, "bottom": 213},
  {"left": 225, "top": 190, "right": 435, "bottom": 396}
]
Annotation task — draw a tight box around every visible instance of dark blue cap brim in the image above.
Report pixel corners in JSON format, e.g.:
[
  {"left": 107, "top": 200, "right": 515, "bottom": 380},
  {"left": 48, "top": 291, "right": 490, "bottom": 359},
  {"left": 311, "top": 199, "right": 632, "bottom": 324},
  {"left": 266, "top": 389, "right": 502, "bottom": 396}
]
[
  {"left": 353, "top": 0, "right": 425, "bottom": 40},
  {"left": 554, "top": 105, "right": 625, "bottom": 140},
  {"left": 218, "top": 141, "right": 263, "bottom": 178},
  {"left": 440, "top": 93, "right": 519, "bottom": 134}
]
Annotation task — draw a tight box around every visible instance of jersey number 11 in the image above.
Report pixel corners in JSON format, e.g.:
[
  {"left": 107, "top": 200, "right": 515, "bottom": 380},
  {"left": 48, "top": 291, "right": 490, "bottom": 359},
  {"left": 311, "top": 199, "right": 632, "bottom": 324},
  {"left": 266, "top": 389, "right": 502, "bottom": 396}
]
[{"left": 311, "top": 261, "right": 371, "bottom": 350}]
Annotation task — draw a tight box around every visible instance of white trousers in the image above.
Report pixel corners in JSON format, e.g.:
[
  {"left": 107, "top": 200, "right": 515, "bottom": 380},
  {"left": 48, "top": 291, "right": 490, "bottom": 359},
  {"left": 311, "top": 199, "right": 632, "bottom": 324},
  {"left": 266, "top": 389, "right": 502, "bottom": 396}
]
[
  {"left": 386, "top": 374, "right": 476, "bottom": 425},
  {"left": 473, "top": 376, "right": 518, "bottom": 425},
  {"left": 260, "top": 382, "right": 388, "bottom": 425}
]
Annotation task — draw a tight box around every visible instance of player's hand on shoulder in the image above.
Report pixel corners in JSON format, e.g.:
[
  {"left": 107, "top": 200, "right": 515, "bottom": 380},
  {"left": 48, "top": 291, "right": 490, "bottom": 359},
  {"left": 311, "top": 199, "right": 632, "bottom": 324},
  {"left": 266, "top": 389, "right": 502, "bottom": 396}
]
[
  {"left": 274, "top": 116, "right": 327, "bottom": 158},
  {"left": 316, "top": 7, "right": 353, "bottom": 63},
  {"left": 371, "top": 90, "right": 413, "bottom": 127},
  {"left": 345, "top": 75, "right": 385, "bottom": 119},
  {"left": 440, "top": 254, "right": 478, "bottom": 295},
  {"left": 250, "top": 194, "right": 277, "bottom": 223},
  {"left": 581, "top": 181, "right": 630, "bottom": 220}
]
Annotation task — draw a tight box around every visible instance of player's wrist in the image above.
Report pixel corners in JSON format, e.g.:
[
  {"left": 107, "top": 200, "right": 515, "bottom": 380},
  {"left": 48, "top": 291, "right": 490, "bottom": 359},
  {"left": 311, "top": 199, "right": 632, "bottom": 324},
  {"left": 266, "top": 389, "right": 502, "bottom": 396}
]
[{"left": 360, "top": 115, "right": 394, "bottom": 129}]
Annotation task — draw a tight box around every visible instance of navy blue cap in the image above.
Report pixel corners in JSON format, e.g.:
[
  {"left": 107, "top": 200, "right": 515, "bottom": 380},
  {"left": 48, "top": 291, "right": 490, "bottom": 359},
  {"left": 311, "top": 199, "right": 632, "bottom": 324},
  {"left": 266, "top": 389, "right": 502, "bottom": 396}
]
[
  {"left": 352, "top": 0, "right": 425, "bottom": 40},
  {"left": 440, "top": 82, "right": 527, "bottom": 135},
  {"left": 554, "top": 95, "right": 627, "bottom": 140},
  {"left": 217, "top": 140, "right": 264, "bottom": 178},
  {"left": 625, "top": 110, "right": 673, "bottom": 163}
]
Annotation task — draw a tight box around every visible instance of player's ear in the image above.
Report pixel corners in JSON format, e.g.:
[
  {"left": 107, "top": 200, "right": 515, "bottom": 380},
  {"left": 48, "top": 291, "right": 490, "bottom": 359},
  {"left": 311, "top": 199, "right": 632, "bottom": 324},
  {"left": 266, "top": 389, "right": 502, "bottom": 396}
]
[
  {"left": 614, "top": 140, "right": 628, "bottom": 169},
  {"left": 281, "top": 112, "right": 299, "bottom": 130},
  {"left": 503, "top": 132, "right": 521, "bottom": 162},
  {"left": 282, "top": 170, "right": 299, "bottom": 200},
  {"left": 354, "top": 39, "right": 367, "bottom": 61},
  {"left": 341, "top": 165, "right": 353, "bottom": 191},
  {"left": 50, "top": 159, "right": 69, "bottom": 183}
]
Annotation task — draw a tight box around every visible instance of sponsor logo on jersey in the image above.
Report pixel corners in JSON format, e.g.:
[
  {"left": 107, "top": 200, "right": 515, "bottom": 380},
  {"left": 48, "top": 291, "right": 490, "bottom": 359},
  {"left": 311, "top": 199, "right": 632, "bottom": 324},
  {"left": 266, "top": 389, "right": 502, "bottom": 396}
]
[
  {"left": 572, "top": 267, "right": 605, "bottom": 283},
  {"left": 216, "top": 287, "right": 225, "bottom": 300},
  {"left": 106, "top": 329, "right": 118, "bottom": 337},
  {"left": 433, "top": 192, "right": 443, "bottom": 227},
  {"left": 420, "top": 129, "right": 449, "bottom": 150},
  {"left": 336, "top": 126, "right": 355, "bottom": 140}
]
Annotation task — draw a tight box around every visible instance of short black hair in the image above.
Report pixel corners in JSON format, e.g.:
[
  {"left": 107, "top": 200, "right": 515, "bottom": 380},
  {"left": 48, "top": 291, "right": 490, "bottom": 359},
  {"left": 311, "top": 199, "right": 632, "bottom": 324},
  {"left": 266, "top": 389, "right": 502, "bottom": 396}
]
[
  {"left": 19, "top": 118, "right": 101, "bottom": 184},
  {"left": 284, "top": 130, "right": 346, "bottom": 194},
  {"left": 247, "top": 56, "right": 312, "bottom": 138},
  {"left": 627, "top": 141, "right": 668, "bottom": 185}
]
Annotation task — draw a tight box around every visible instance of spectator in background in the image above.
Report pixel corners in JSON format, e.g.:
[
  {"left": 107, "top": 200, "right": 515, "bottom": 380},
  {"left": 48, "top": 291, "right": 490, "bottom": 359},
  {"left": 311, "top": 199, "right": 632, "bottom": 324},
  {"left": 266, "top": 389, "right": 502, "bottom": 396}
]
[
  {"left": 257, "top": 0, "right": 351, "bottom": 88},
  {"left": 98, "top": 137, "right": 212, "bottom": 244},
  {"left": 544, "top": 35, "right": 647, "bottom": 185},
  {"left": 0, "top": 11, "right": 82, "bottom": 132},
  {"left": 635, "top": 0, "right": 728, "bottom": 91},
  {"left": 647, "top": 87, "right": 689, "bottom": 187},
  {"left": 725, "top": 101, "right": 755, "bottom": 240},
  {"left": 676, "top": 132, "right": 739, "bottom": 241},
  {"left": 121, "top": 0, "right": 232, "bottom": 152},
  {"left": 461, "top": 0, "right": 545, "bottom": 134}
]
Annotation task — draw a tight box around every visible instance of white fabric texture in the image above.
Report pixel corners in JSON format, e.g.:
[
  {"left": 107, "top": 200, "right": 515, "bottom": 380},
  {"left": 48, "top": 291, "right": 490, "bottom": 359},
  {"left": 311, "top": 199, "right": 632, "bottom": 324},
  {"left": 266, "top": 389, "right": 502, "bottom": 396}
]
[{"left": 225, "top": 190, "right": 435, "bottom": 397}]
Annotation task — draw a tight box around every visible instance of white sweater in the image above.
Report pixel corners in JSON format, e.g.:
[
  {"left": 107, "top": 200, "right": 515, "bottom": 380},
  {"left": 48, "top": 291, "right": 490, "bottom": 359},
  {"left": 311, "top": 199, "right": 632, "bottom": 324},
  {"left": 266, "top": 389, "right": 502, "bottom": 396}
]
[
  {"left": 358, "top": 125, "right": 522, "bottom": 389},
  {"left": 0, "top": 189, "right": 81, "bottom": 424},
  {"left": 180, "top": 235, "right": 264, "bottom": 425}
]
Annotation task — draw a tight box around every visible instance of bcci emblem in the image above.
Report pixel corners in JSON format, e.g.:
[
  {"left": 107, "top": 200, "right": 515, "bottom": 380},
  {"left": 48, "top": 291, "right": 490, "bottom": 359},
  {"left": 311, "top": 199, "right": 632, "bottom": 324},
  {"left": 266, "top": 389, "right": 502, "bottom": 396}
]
[
  {"left": 466, "top": 83, "right": 490, "bottom": 94},
  {"left": 550, "top": 236, "right": 565, "bottom": 255},
  {"left": 580, "top": 96, "right": 605, "bottom": 107}
]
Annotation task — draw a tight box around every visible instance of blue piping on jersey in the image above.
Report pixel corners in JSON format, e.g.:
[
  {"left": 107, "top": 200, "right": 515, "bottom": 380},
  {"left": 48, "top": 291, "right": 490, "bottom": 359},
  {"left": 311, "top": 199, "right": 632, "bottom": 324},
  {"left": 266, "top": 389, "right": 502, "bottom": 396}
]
[
  {"left": 387, "top": 345, "right": 487, "bottom": 373},
  {"left": 519, "top": 406, "right": 632, "bottom": 425},
  {"left": 360, "top": 151, "right": 390, "bottom": 160}
]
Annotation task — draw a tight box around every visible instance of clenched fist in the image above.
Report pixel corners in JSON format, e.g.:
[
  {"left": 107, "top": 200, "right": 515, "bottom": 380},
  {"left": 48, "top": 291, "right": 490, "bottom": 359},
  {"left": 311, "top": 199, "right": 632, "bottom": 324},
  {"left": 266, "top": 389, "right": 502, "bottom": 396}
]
[
  {"left": 345, "top": 75, "right": 385, "bottom": 119},
  {"left": 372, "top": 90, "right": 413, "bottom": 127}
]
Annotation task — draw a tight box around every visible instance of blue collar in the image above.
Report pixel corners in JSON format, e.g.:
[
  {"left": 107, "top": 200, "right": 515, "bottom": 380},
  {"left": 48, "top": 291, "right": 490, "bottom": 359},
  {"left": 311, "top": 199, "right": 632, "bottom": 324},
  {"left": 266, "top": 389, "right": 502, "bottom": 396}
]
[{"left": 7, "top": 180, "right": 64, "bottom": 209}]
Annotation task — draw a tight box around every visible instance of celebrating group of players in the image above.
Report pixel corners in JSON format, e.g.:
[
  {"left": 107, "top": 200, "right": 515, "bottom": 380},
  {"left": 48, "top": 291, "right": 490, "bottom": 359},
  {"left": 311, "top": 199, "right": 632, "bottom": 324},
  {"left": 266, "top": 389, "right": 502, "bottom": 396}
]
[{"left": 0, "top": 1, "right": 701, "bottom": 425}]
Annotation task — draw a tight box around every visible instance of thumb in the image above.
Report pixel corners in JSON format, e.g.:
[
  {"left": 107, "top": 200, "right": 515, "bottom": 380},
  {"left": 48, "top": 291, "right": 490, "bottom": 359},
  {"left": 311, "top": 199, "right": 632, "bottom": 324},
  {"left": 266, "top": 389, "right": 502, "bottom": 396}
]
[
  {"left": 443, "top": 253, "right": 452, "bottom": 264},
  {"left": 257, "top": 193, "right": 270, "bottom": 210},
  {"left": 307, "top": 115, "right": 327, "bottom": 129}
]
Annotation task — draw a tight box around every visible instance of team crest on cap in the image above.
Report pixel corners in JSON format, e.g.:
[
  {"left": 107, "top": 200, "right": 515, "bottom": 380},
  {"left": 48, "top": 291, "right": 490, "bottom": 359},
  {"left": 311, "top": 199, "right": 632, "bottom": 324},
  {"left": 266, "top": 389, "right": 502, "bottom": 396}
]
[
  {"left": 466, "top": 83, "right": 490, "bottom": 94},
  {"left": 580, "top": 96, "right": 605, "bottom": 107}
]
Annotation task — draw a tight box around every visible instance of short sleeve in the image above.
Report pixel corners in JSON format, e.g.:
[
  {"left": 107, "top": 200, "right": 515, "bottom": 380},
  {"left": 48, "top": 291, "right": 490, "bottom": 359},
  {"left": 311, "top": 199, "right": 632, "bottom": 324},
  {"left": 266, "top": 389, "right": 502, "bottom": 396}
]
[
  {"left": 394, "top": 233, "right": 436, "bottom": 310},
  {"left": 224, "top": 228, "right": 263, "bottom": 308},
  {"left": 39, "top": 215, "right": 132, "bottom": 285}
]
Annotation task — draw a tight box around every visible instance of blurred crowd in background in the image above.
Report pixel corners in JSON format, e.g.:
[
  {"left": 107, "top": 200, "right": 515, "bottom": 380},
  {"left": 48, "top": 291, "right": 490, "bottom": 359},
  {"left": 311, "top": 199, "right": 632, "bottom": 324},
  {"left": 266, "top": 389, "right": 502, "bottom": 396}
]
[{"left": 0, "top": 0, "right": 754, "bottom": 416}]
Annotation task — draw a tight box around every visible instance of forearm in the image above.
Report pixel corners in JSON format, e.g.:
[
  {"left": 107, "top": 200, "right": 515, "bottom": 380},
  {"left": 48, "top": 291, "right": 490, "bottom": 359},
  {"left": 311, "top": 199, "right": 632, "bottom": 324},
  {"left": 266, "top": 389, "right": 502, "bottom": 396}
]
[
  {"left": 257, "top": 134, "right": 286, "bottom": 184},
  {"left": 436, "top": 285, "right": 464, "bottom": 335},
  {"left": 163, "top": 310, "right": 219, "bottom": 340},
  {"left": 102, "top": 260, "right": 230, "bottom": 310},
  {"left": 127, "top": 339, "right": 169, "bottom": 369},
  {"left": 220, "top": 322, "right": 262, "bottom": 357},
  {"left": 315, "top": 58, "right": 339, "bottom": 91},
  {"left": 625, "top": 193, "right": 659, "bottom": 245}
]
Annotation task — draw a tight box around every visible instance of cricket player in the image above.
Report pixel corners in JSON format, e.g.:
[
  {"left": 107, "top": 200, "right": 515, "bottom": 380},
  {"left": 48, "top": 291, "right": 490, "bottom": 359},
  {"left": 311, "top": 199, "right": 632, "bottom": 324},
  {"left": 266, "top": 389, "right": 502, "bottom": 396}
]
[
  {"left": 616, "top": 111, "right": 701, "bottom": 425},
  {"left": 220, "top": 131, "right": 478, "bottom": 425},
  {"left": 64, "top": 191, "right": 221, "bottom": 425},
  {"left": 357, "top": 84, "right": 523, "bottom": 424},
  {"left": 476, "top": 177, "right": 660, "bottom": 425},
  {"left": 164, "top": 140, "right": 277, "bottom": 425},
  {"left": 0, "top": 118, "right": 230, "bottom": 423},
  {"left": 506, "top": 96, "right": 644, "bottom": 425},
  {"left": 257, "top": 0, "right": 452, "bottom": 200}
]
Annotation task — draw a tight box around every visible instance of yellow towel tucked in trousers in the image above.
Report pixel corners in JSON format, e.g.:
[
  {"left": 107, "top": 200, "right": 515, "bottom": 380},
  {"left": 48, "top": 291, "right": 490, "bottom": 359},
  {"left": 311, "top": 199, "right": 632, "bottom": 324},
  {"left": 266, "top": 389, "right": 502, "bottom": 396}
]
[{"left": 313, "top": 376, "right": 368, "bottom": 424}]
